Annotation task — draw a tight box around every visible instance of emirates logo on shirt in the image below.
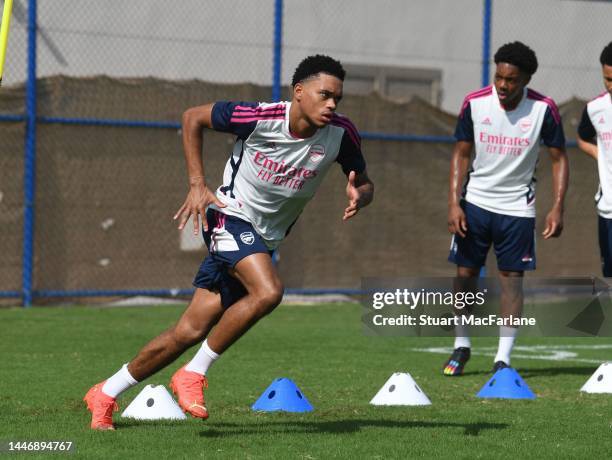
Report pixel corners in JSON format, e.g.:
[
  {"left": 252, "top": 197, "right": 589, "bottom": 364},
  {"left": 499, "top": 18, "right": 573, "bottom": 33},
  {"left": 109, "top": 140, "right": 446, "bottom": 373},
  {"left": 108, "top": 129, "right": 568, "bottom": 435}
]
[
  {"left": 598, "top": 131, "right": 612, "bottom": 141},
  {"left": 308, "top": 144, "right": 325, "bottom": 163},
  {"left": 519, "top": 117, "right": 533, "bottom": 132}
]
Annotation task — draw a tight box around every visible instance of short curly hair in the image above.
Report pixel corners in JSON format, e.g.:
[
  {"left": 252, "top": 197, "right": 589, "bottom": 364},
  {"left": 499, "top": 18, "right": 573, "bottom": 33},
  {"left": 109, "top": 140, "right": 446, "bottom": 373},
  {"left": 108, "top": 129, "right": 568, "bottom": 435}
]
[
  {"left": 600, "top": 42, "right": 612, "bottom": 66},
  {"left": 494, "top": 41, "right": 538, "bottom": 76},
  {"left": 291, "top": 55, "right": 345, "bottom": 87}
]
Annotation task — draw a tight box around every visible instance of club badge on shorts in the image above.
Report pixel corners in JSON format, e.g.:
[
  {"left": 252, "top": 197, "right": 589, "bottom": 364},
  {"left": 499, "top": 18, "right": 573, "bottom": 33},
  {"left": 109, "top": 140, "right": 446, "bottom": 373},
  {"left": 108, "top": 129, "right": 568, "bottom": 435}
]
[{"left": 240, "top": 232, "right": 255, "bottom": 245}]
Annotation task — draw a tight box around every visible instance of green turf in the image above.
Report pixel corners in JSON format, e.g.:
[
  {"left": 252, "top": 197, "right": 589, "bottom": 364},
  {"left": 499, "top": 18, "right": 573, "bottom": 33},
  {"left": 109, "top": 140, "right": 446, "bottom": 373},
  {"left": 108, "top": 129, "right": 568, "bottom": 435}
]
[{"left": 0, "top": 303, "right": 611, "bottom": 459}]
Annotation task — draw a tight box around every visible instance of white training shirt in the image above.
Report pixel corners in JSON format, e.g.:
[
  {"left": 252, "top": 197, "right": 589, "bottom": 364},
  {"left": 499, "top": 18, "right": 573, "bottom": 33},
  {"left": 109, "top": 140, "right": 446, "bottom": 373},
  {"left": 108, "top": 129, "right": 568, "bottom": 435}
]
[
  {"left": 578, "top": 92, "right": 612, "bottom": 218},
  {"left": 455, "top": 85, "right": 565, "bottom": 217},
  {"left": 209, "top": 101, "right": 365, "bottom": 248}
]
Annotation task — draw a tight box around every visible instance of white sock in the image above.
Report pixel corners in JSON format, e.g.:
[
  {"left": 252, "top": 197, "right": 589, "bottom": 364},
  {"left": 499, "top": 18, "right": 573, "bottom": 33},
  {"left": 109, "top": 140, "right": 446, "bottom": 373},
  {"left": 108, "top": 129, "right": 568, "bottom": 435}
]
[
  {"left": 454, "top": 316, "right": 471, "bottom": 349},
  {"left": 102, "top": 363, "right": 138, "bottom": 398},
  {"left": 494, "top": 326, "right": 518, "bottom": 365},
  {"left": 185, "top": 339, "right": 220, "bottom": 375}
]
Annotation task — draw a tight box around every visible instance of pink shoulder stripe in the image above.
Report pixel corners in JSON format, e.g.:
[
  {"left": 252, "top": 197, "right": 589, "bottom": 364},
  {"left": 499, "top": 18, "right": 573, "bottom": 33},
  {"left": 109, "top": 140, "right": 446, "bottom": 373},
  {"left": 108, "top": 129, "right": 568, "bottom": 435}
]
[
  {"left": 589, "top": 91, "right": 609, "bottom": 103},
  {"left": 230, "top": 103, "right": 286, "bottom": 123},
  {"left": 234, "top": 103, "right": 286, "bottom": 113},
  {"left": 259, "top": 102, "right": 287, "bottom": 111},
  {"left": 460, "top": 85, "right": 492, "bottom": 117},
  {"left": 331, "top": 114, "right": 361, "bottom": 148},
  {"left": 231, "top": 110, "right": 285, "bottom": 118},
  {"left": 230, "top": 115, "right": 285, "bottom": 123},
  {"left": 527, "top": 89, "right": 561, "bottom": 124},
  {"left": 466, "top": 85, "right": 493, "bottom": 99}
]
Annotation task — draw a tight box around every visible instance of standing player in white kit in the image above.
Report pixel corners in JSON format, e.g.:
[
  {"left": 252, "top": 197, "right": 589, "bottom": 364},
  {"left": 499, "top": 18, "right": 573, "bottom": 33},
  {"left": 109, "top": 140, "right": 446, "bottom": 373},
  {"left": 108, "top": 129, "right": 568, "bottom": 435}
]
[
  {"left": 83, "top": 55, "right": 374, "bottom": 430},
  {"left": 577, "top": 42, "right": 612, "bottom": 277},
  {"left": 444, "top": 42, "right": 568, "bottom": 376}
]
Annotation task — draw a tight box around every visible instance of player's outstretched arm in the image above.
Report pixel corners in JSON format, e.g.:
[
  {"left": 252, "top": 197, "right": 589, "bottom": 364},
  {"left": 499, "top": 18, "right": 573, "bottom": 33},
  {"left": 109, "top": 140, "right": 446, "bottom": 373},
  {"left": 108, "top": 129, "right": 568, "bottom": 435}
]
[
  {"left": 174, "top": 103, "right": 226, "bottom": 234},
  {"left": 448, "top": 141, "right": 473, "bottom": 237},
  {"left": 577, "top": 136, "right": 598, "bottom": 160},
  {"left": 343, "top": 170, "right": 374, "bottom": 220},
  {"left": 542, "top": 146, "right": 569, "bottom": 239}
]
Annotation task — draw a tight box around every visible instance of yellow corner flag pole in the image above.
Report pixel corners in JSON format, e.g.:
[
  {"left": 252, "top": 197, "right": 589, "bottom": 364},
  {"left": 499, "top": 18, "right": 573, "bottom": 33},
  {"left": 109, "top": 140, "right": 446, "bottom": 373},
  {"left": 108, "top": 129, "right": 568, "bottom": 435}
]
[{"left": 0, "top": 0, "right": 15, "bottom": 86}]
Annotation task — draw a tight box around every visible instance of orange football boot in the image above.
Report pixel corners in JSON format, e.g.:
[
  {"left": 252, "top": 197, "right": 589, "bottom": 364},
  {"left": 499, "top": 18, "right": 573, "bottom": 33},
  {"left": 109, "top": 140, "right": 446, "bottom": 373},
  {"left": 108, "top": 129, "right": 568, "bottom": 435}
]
[
  {"left": 83, "top": 381, "right": 119, "bottom": 430},
  {"left": 169, "top": 366, "right": 209, "bottom": 419}
]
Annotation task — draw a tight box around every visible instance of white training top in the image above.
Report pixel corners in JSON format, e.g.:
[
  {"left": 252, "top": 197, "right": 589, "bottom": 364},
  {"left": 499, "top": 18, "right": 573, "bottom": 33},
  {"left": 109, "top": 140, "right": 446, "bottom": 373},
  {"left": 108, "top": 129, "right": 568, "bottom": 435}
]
[
  {"left": 455, "top": 85, "right": 565, "bottom": 217},
  {"left": 209, "top": 101, "right": 365, "bottom": 248},
  {"left": 578, "top": 92, "right": 612, "bottom": 218}
]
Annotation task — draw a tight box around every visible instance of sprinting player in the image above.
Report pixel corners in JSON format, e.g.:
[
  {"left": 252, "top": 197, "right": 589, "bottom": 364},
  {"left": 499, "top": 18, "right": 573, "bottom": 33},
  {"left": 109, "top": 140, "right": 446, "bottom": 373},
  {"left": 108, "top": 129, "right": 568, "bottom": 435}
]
[
  {"left": 84, "top": 55, "right": 374, "bottom": 430},
  {"left": 577, "top": 42, "right": 612, "bottom": 276},
  {"left": 444, "top": 41, "right": 568, "bottom": 376}
]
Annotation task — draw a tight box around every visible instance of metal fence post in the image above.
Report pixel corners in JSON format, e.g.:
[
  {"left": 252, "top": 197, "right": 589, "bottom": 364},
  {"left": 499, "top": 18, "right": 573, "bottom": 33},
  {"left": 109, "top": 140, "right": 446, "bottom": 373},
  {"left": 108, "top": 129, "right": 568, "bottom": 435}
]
[
  {"left": 22, "top": 0, "right": 37, "bottom": 307},
  {"left": 272, "top": 0, "right": 283, "bottom": 102},
  {"left": 479, "top": 0, "right": 492, "bottom": 279},
  {"left": 481, "top": 0, "right": 492, "bottom": 88}
]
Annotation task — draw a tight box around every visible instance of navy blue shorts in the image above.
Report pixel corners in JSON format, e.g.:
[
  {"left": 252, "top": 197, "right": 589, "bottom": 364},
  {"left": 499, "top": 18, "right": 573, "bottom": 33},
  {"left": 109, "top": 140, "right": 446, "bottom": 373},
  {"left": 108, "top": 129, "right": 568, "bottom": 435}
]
[
  {"left": 448, "top": 201, "right": 536, "bottom": 272},
  {"left": 598, "top": 215, "right": 612, "bottom": 277},
  {"left": 193, "top": 209, "right": 272, "bottom": 308}
]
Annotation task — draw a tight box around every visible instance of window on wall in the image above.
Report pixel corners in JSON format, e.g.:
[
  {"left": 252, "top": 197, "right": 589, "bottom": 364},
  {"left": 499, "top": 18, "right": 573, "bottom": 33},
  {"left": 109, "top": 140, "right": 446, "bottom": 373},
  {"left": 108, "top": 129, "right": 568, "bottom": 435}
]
[{"left": 342, "top": 64, "right": 442, "bottom": 106}]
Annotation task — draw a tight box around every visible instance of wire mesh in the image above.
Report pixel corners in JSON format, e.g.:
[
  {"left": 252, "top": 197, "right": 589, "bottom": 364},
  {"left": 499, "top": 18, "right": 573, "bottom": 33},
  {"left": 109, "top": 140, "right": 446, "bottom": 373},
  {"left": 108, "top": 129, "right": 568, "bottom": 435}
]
[
  {"left": 1, "top": 0, "right": 610, "bottom": 303},
  {"left": 490, "top": 0, "right": 611, "bottom": 108}
]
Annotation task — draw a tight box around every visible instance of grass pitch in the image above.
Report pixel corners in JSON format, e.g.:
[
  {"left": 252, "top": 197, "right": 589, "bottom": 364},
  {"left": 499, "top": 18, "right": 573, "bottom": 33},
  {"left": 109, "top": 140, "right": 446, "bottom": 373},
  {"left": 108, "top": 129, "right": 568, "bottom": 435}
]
[{"left": 0, "top": 302, "right": 611, "bottom": 459}]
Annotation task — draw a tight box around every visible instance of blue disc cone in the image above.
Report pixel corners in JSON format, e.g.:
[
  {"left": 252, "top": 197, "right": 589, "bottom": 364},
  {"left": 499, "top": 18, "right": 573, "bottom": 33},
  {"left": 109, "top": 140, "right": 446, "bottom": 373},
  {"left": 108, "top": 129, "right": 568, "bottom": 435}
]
[
  {"left": 252, "top": 377, "right": 314, "bottom": 412},
  {"left": 476, "top": 368, "right": 536, "bottom": 399}
]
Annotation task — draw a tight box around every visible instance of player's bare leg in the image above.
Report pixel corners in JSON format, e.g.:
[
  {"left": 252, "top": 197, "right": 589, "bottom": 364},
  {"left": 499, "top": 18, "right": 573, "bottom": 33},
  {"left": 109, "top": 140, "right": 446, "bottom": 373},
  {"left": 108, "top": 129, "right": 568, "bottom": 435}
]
[
  {"left": 84, "top": 288, "right": 224, "bottom": 429},
  {"left": 443, "top": 266, "right": 479, "bottom": 376},
  {"left": 127, "top": 288, "right": 224, "bottom": 380},
  {"left": 205, "top": 252, "right": 284, "bottom": 354},
  {"left": 169, "top": 252, "right": 283, "bottom": 419},
  {"left": 494, "top": 270, "right": 523, "bottom": 370},
  {"left": 454, "top": 266, "right": 480, "bottom": 339}
]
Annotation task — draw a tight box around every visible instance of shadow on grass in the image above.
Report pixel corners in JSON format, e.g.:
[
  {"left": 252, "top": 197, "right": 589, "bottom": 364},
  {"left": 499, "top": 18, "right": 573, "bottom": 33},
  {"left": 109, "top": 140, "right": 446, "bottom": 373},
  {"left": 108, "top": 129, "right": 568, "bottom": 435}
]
[
  {"left": 115, "top": 419, "right": 187, "bottom": 429},
  {"left": 517, "top": 366, "right": 596, "bottom": 377},
  {"left": 198, "top": 419, "right": 508, "bottom": 438},
  {"left": 458, "top": 370, "right": 494, "bottom": 377},
  {"left": 458, "top": 366, "right": 595, "bottom": 378}
]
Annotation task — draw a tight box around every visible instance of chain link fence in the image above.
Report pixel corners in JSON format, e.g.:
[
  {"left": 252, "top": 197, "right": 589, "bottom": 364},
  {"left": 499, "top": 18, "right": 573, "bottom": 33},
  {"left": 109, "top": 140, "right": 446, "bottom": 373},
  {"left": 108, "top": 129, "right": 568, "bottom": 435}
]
[
  {"left": 490, "top": 0, "right": 611, "bottom": 109},
  {"left": 0, "top": 0, "right": 27, "bottom": 300},
  {"left": 0, "top": 0, "right": 610, "bottom": 305}
]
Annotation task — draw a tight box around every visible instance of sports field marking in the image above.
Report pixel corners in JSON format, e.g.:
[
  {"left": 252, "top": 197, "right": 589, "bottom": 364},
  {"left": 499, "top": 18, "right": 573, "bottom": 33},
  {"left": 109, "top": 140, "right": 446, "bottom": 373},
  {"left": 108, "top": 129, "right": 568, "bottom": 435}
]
[{"left": 412, "top": 344, "right": 612, "bottom": 364}]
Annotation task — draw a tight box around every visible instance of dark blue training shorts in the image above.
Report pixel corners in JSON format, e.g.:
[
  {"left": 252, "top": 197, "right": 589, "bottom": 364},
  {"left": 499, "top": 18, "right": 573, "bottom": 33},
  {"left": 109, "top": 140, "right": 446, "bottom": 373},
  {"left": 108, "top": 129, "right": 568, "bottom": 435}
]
[
  {"left": 598, "top": 215, "right": 612, "bottom": 277},
  {"left": 193, "top": 208, "right": 272, "bottom": 308},
  {"left": 448, "top": 201, "right": 536, "bottom": 272}
]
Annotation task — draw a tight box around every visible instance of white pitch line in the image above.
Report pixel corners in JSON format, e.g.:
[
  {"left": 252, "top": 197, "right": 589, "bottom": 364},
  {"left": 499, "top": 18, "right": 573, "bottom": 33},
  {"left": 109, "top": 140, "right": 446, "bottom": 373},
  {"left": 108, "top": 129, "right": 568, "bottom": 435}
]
[
  {"left": 412, "top": 345, "right": 612, "bottom": 364},
  {"left": 512, "top": 344, "right": 612, "bottom": 350}
]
